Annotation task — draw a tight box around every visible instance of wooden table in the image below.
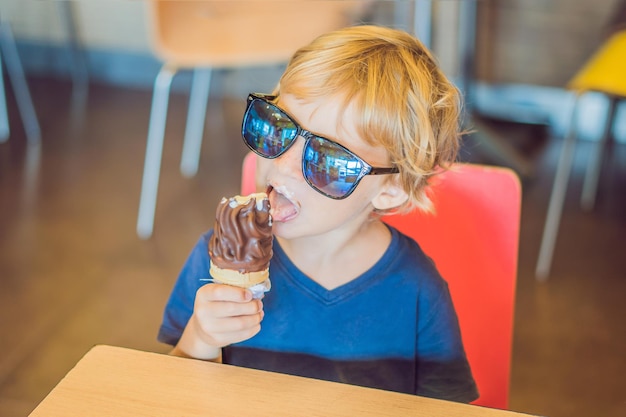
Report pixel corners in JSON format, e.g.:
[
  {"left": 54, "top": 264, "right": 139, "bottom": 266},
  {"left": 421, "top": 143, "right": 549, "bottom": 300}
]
[{"left": 29, "top": 345, "right": 533, "bottom": 417}]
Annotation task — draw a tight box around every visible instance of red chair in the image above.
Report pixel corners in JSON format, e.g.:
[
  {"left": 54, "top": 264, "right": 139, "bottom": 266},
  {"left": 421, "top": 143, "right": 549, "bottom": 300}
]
[{"left": 241, "top": 152, "right": 521, "bottom": 410}]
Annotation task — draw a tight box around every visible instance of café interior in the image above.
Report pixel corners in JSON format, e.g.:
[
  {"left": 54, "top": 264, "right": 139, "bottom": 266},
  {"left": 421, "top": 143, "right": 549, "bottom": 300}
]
[{"left": 0, "top": 1, "right": 624, "bottom": 416}]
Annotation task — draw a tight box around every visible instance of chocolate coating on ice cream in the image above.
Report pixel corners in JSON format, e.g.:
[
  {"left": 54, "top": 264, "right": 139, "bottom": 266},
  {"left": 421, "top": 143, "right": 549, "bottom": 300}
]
[{"left": 209, "top": 193, "right": 272, "bottom": 274}]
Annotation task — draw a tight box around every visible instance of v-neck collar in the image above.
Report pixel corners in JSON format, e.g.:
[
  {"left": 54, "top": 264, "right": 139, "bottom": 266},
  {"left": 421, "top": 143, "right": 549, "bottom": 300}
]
[{"left": 270, "top": 227, "right": 400, "bottom": 305}]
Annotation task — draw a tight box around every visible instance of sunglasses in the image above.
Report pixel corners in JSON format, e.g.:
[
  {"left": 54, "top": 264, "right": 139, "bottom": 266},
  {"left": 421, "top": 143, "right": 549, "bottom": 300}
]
[{"left": 241, "top": 93, "right": 399, "bottom": 199}]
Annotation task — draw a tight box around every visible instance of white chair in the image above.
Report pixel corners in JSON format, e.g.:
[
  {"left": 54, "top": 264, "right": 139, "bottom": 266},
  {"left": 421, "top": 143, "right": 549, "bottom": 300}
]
[
  {"left": 136, "top": 0, "right": 368, "bottom": 239},
  {"left": 536, "top": 30, "right": 626, "bottom": 279},
  {"left": 0, "top": 16, "right": 40, "bottom": 144}
]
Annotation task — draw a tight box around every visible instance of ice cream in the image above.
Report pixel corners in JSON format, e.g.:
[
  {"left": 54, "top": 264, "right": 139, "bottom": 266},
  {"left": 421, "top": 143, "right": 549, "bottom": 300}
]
[{"left": 208, "top": 193, "right": 273, "bottom": 297}]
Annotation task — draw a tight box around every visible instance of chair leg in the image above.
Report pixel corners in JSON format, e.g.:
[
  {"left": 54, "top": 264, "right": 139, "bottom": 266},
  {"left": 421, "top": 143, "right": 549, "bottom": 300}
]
[
  {"left": 535, "top": 95, "right": 581, "bottom": 280},
  {"left": 580, "top": 96, "right": 617, "bottom": 211},
  {"left": 136, "top": 65, "right": 177, "bottom": 239},
  {"left": 57, "top": 0, "right": 89, "bottom": 125},
  {"left": 180, "top": 68, "right": 212, "bottom": 178},
  {"left": 0, "top": 51, "right": 8, "bottom": 142},
  {"left": 0, "top": 19, "right": 41, "bottom": 144}
]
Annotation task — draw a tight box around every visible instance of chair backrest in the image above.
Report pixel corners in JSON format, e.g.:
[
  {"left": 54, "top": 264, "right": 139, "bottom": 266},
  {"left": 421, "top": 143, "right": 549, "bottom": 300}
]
[
  {"left": 568, "top": 29, "right": 626, "bottom": 96},
  {"left": 241, "top": 153, "right": 521, "bottom": 410},
  {"left": 148, "top": 0, "right": 369, "bottom": 68}
]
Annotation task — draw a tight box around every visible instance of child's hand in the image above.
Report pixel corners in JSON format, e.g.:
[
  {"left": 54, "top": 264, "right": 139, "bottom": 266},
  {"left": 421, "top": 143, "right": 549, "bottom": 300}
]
[
  {"left": 194, "top": 283, "right": 265, "bottom": 346},
  {"left": 173, "top": 283, "right": 264, "bottom": 360}
]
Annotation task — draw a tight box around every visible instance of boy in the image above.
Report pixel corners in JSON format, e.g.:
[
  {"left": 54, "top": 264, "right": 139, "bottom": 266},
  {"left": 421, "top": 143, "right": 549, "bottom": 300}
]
[{"left": 158, "top": 25, "right": 478, "bottom": 403}]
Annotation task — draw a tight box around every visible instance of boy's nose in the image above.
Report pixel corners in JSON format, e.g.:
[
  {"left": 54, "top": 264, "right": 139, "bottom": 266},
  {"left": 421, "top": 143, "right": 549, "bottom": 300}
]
[{"left": 273, "top": 137, "right": 304, "bottom": 178}]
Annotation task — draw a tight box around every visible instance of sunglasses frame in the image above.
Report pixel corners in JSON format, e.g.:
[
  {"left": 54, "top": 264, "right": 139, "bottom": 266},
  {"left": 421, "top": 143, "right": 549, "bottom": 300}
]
[{"left": 242, "top": 93, "right": 399, "bottom": 199}]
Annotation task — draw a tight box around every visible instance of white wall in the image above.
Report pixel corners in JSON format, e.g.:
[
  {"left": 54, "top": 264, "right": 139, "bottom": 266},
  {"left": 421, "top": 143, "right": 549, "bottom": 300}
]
[{"left": 1, "top": 0, "right": 151, "bottom": 53}]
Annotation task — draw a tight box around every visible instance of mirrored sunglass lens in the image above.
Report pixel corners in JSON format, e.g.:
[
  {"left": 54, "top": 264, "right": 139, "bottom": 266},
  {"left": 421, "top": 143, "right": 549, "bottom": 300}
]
[
  {"left": 303, "top": 137, "right": 365, "bottom": 198},
  {"left": 243, "top": 99, "right": 298, "bottom": 157}
]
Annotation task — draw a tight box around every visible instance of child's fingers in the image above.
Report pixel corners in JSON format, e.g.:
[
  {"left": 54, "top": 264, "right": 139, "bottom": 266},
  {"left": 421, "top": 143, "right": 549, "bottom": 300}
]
[
  {"left": 211, "top": 311, "right": 264, "bottom": 334},
  {"left": 209, "top": 322, "right": 262, "bottom": 347},
  {"left": 195, "top": 310, "right": 264, "bottom": 347},
  {"left": 195, "top": 284, "right": 263, "bottom": 319},
  {"left": 203, "top": 298, "right": 263, "bottom": 319},
  {"left": 225, "top": 325, "right": 262, "bottom": 344},
  {"left": 197, "top": 283, "right": 252, "bottom": 303},
  {"left": 192, "top": 284, "right": 264, "bottom": 346}
]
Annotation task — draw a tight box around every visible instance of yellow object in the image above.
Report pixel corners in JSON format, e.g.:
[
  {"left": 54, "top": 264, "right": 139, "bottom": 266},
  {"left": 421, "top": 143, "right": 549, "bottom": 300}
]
[
  {"left": 568, "top": 30, "right": 626, "bottom": 97},
  {"left": 537, "top": 30, "right": 626, "bottom": 280}
]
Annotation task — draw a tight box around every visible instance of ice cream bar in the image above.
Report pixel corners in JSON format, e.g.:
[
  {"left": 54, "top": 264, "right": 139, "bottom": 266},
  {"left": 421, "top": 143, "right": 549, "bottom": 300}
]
[{"left": 208, "top": 193, "right": 272, "bottom": 297}]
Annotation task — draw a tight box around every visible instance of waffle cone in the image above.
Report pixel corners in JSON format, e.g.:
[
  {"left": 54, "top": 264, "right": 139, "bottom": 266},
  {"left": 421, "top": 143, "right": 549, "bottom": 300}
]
[{"left": 209, "top": 261, "right": 269, "bottom": 288}]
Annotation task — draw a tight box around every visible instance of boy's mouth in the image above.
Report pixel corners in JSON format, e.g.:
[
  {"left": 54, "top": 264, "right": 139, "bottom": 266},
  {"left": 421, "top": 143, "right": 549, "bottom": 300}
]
[{"left": 267, "top": 185, "right": 300, "bottom": 223}]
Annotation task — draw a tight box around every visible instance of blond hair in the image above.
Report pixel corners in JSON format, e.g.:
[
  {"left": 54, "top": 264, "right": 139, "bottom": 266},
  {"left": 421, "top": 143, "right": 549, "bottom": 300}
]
[{"left": 275, "top": 25, "right": 462, "bottom": 214}]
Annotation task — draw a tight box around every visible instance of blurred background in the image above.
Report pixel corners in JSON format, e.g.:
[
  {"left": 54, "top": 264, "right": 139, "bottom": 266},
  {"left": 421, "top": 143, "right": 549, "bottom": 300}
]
[{"left": 0, "top": 1, "right": 624, "bottom": 416}]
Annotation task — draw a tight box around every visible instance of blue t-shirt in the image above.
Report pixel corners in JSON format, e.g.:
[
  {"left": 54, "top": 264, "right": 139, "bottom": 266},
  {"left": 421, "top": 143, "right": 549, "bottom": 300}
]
[{"left": 158, "top": 225, "right": 478, "bottom": 403}]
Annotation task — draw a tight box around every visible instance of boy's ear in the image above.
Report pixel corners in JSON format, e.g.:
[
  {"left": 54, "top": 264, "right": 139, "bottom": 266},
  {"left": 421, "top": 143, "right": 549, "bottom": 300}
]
[{"left": 371, "top": 179, "right": 409, "bottom": 211}]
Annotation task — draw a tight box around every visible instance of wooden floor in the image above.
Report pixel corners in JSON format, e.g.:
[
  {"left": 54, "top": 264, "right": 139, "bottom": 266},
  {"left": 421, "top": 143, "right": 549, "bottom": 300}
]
[{"left": 0, "top": 77, "right": 624, "bottom": 417}]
